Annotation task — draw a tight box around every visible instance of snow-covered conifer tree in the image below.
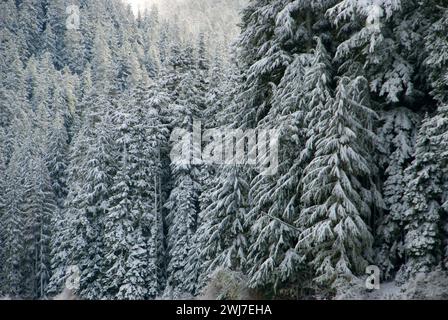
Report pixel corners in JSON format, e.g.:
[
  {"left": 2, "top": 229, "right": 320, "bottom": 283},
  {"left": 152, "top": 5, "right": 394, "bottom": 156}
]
[
  {"left": 299, "top": 77, "right": 380, "bottom": 287},
  {"left": 376, "top": 108, "right": 420, "bottom": 279}
]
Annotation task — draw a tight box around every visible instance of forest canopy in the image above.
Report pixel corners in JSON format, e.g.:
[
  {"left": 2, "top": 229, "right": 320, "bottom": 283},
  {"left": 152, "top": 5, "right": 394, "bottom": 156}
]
[{"left": 1, "top": 0, "right": 448, "bottom": 300}]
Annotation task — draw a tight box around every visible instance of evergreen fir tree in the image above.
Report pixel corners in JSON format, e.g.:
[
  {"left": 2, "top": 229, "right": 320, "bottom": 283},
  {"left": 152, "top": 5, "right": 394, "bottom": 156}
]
[
  {"left": 400, "top": 110, "right": 446, "bottom": 279},
  {"left": 64, "top": 93, "right": 115, "bottom": 299},
  {"left": 376, "top": 108, "right": 420, "bottom": 279},
  {"left": 299, "top": 77, "right": 380, "bottom": 287},
  {"left": 200, "top": 166, "right": 249, "bottom": 280}
]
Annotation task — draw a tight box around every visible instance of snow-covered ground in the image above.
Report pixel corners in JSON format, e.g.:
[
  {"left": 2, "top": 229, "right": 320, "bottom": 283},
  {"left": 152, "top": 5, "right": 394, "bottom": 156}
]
[
  {"left": 336, "top": 271, "right": 448, "bottom": 300},
  {"left": 53, "top": 288, "right": 78, "bottom": 300},
  {"left": 3, "top": 271, "right": 448, "bottom": 300}
]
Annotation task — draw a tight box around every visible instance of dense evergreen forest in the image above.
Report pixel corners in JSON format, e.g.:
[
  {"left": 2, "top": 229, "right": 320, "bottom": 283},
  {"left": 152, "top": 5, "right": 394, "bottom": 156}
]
[{"left": 1, "top": 0, "right": 448, "bottom": 300}]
